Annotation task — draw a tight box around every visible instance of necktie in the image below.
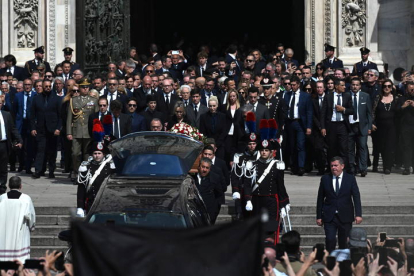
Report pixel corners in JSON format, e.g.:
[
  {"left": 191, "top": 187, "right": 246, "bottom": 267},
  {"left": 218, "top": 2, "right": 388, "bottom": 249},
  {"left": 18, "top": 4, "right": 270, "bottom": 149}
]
[
  {"left": 194, "top": 106, "right": 198, "bottom": 117},
  {"left": 353, "top": 94, "right": 358, "bottom": 121},
  {"left": 253, "top": 104, "right": 256, "bottom": 113},
  {"left": 336, "top": 176, "right": 340, "bottom": 195},
  {"left": 319, "top": 97, "right": 323, "bottom": 109},
  {"left": 114, "top": 117, "right": 120, "bottom": 139},
  {"left": 336, "top": 95, "right": 341, "bottom": 121},
  {"left": 165, "top": 95, "right": 170, "bottom": 107},
  {"left": 184, "top": 100, "right": 188, "bottom": 107},
  {"left": 330, "top": 60, "right": 333, "bottom": 65},
  {"left": 289, "top": 93, "right": 296, "bottom": 119}
]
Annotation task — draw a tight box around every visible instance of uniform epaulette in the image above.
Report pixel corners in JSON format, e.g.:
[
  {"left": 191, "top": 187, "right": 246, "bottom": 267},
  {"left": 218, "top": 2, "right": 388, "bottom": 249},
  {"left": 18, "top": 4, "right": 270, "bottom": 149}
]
[
  {"left": 276, "top": 160, "right": 284, "bottom": 170},
  {"left": 79, "top": 161, "right": 90, "bottom": 172},
  {"left": 246, "top": 160, "right": 253, "bottom": 170}
]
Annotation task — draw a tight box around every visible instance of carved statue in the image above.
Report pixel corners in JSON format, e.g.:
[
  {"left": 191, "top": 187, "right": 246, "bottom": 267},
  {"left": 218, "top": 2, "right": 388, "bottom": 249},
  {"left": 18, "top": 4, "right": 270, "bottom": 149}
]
[
  {"left": 341, "top": 0, "right": 366, "bottom": 47},
  {"left": 13, "top": 0, "right": 39, "bottom": 48}
]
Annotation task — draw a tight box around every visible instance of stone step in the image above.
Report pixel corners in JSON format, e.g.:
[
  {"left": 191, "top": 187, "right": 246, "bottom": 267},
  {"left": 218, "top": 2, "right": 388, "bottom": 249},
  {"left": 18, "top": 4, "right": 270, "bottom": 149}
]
[
  {"left": 36, "top": 215, "right": 71, "bottom": 225},
  {"left": 298, "top": 235, "right": 414, "bottom": 246},
  {"left": 31, "top": 236, "right": 67, "bottom": 246},
  {"left": 290, "top": 225, "right": 414, "bottom": 235},
  {"left": 31, "top": 246, "right": 68, "bottom": 258},
  {"left": 35, "top": 207, "right": 73, "bottom": 215},
  {"left": 32, "top": 225, "right": 68, "bottom": 236},
  {"left": 284, "top": 214, "right": 414, "bottom": 225}
]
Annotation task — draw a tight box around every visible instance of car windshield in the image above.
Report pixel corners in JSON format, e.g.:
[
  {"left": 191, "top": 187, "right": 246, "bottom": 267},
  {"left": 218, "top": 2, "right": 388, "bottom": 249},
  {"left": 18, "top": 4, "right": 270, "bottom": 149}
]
[
  {"left": 109, "top": 132, "right": 203, "bottom": 178},
  {"left": 88, "top": 211, "right": 187, "bottom": 229}
]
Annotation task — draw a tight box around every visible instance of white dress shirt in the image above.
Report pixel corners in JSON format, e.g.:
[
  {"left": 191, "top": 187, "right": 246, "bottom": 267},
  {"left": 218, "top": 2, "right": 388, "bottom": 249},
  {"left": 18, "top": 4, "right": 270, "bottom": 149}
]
[
  {"left": 332, "top": 172, "right": 344, "bottom": 193},
  {"left": 331, "top": 92, "right": 344, "bottom": 122},
  {"left": 0, "top": 111, "right": 7, "bottom": 141}
]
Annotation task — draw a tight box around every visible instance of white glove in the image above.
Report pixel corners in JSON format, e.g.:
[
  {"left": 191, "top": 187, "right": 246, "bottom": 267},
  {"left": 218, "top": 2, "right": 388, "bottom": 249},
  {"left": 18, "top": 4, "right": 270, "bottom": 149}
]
[
  {"left": 245, "top": 201, "right": 253, "bottom": 211},
  {"left": 76, "top": 208, "right": 85, "bottom": 217},
  {"left": 285, "top": 204, "right": 291, "bottom": 213},
  {"left": 280, "top": 207, "right": 287, "bottom": 218},
  {"left": 232, "top": 192, "right": 241, "bottom": 200}
]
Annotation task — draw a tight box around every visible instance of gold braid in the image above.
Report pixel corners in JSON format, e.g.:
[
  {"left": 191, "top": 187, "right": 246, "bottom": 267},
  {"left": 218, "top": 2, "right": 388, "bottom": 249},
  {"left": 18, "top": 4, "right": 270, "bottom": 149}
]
[{"left": 69, "top": 97, "right": 83, "bottom": 121}]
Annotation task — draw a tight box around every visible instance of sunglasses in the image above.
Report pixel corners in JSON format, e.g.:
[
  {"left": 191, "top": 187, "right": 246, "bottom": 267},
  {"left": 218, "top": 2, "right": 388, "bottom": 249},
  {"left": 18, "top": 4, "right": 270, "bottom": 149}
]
[
  {"left": 72, "top": 90, "right": 80, "bottom": 93},
  {"left": 128, "top": 104, "right": 137, "bottom": 107},
  {"left": 245, "top": 60, "right": 254, "bottom": 63},
  {"left": 305, "top": 88, "right": 312, "bottom": 91},
  {"left": 99, "top": 104, "right": 107, "bottom": 107},
  {"left": 284, "top": 83, "right": 291, "bottom": 85},
  {"left": 294, "top": 73, "right": 302, "bottom": 75},
  {"left": 383, "top": 85, "right": 392, "bottom": 88},
  {"left": 239, "top": 92, "right": 245, "bottom": 94},
  {"left": 317, "top": 67, "right": 323, "bottom": 70},
  {"left": 46, "top": 75, "right": 53, "bottom": 78},
  {"left": 108, "top": 83, "right": 117, "bottom": 86},
  {"left": 146, "top": 70, "right": 153, "bottom": 73}
]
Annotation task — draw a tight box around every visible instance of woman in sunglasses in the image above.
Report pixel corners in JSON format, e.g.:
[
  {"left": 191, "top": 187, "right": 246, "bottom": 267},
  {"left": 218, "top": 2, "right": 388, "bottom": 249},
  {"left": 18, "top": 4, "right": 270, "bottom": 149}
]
[
  {"left": 312, "top": 63, "right": 325, "bottom": 81},
  {"left": 371, "top": 79, "right": 399, "bottom": 174}
]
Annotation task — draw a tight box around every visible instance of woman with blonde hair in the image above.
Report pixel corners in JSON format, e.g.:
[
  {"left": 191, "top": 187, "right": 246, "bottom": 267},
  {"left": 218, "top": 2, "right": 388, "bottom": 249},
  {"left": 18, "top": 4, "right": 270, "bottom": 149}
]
[{"left": 224, "top": 89, "right": 244, "bottom": 166}]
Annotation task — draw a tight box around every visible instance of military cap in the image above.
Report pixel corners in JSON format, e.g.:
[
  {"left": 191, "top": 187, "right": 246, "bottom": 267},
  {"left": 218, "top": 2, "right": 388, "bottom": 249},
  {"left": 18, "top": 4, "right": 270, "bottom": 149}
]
[
  {"left": 79, "top": 78, "right": 91, "bottom": 86},
  {"left": 89, "top": 141, "right": 109, "bottom": 155},
  {"left": 63, "top": 47, "right": 74, "bottom": 55},
  {"left": 34, "top": 46, "right": 45, "bottom": 54},
  {"left": 324, "top": 43, "right": 335, "bottom": 52},
  {"left": 359, "top": 47, "right": 370, "bottom": 55},
  {"left": 260, "top": 75, "right": 274, "bottom": 88}
]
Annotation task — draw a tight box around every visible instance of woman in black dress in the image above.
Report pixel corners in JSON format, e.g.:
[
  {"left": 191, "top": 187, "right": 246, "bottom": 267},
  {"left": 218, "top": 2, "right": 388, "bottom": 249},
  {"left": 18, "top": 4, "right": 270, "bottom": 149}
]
[
  {"left": 372, "top": 79, "right": 399, "bottom": 174},
  {"left": 167, "top": 102, "right": 188, "bottom": 130}
]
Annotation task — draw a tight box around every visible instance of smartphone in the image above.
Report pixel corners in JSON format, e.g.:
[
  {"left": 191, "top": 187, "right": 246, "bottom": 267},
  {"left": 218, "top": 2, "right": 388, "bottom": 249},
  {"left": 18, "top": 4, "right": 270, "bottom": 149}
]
[
  {"left": 313, "top": 243, "right": 325, "bottom": 262},
  {"left": 0, "top": 261, "right": 19, "bottom": 270},
  {"left": 275, "top": 243, "right": 286, "bottom": 261},
  {"left": 326, "top": 256, "right": 336, "bottom": 271},
  {"left": 24, "top": 259, "right": 44, "bottom": 270},
  {"left": 171, "top": 50, "right": 180, "bottom": 55},
  {"left": 55, "top": 251, "right": 65, "bottom": 271},
  {"left": 384, "top": 63, "right": 388, "bottom": 71},
  {"left": 407, "top": 253, "right": 414, "bottom": 271},
  {"left": 262, "top": 257, "right": 269, "bottom": 269},
  {"left": 384, "top": 239, "right": 400, "bottom": 248},
  {"left": 351, "top": 250, "right": 364, "bottom": 267},
  {"left": 378, "top": 247, "right": 388, "bottom": 267},
  {"left": 380, "top": 232, "right": 386, "bottom": 242},
  {"left": 339, "top": 260, "right": 352, "bottom": 276}
]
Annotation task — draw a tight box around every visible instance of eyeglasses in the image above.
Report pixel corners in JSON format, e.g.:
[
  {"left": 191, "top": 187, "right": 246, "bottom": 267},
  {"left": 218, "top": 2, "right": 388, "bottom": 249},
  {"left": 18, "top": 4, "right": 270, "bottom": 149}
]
[
  {"left": 99, "top": 104, "right": 107, "bottom": 107},
  {"left": 72, "top": 90, "right": 80, "bottom": 93},
  {"left": 316, "top": 67, "right": 323, "bottom": 70},
  {"left": 294, "top": 73, "right": 302, "bottom": 75},
  {"left": 146, "top": 70, "right": 153, "bottom": 73},
  {"left": 284, "top": 83, "right": 291, "bottom": 85},
  {"left": 239, "top": 92, "right": 245, "bottom": 94},
  {"left": 383, "top": 85, "right": 392, "bottom": 88},
  {"left": 245, "top": 60, "right": 254, "bottom": 63},
  {"left": 108, "top": 83, "right": 117, "bottom": 86},
  {"left": 128, "top": 104, "right": 137, "bottom": 107},
  {"left": 44, "top": 85, "right": 52, "bottom": 88},
  {"left": 368, "top": 74, "right": 375, "bottom": 77},
  {"left": 46, "top": 75, "right": 53, "bottom": 78},
  {"left": 305, "top": 88, "right": 312, "bottom": 91}
]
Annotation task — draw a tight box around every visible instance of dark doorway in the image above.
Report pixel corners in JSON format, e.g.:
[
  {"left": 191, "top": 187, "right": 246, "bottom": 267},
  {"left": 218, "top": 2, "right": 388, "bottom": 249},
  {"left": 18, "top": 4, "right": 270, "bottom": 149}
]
[{"left": 130, "top": 0, "right": 305, "bottom": 62}]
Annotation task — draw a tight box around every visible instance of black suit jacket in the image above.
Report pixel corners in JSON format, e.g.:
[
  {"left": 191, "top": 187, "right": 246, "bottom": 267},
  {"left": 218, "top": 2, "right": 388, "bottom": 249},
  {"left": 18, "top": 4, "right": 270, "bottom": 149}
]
[
  {"left": 156, "top": 92, "right": 179, "bottom": 120},
  {"left": 140, "top": 109, "right": 166, "bottom": 131},
  {"left": 132, "top": 87, "right": 155, "bottom": 113},
  {"left": 192, "top": 172, "right": 223, "bottom": 216},
  {"left": 249, "top": 103, "right": 270, "bottom": 132},
  {"left": 199, "top": 112, "right": 227, "bottom": 148},
  {"left": 320, "top": 92, "right": 354, "bottom": 131},
  {"left": 186, "top": 104, "right": 208, "bottom": 129},
  {"left": 312, "top": 96, "right": 324, "bottom": 131},
  {"left": 0, "top": 66, "right": 25, "bottom": 81},
  {"left": 30, "top": 93, "right": 62, "bottom": 133},
  {"left": 0, "top": 110, "right": 22, "bottom": 153},
  {"left": 212, "top": 157, "right": 229, "bottom": 198},
  {"left": 155, "top": 68, "right": 178, "bottom": 80},
  {"left": 316, "top": 172, "right": 362, "bottom": 223},
  {"left": 114, "top": 114, "right": 131, "bottom": 138},
  {"left": 24, "top": 59, "right": 52, "bottom": 78}
]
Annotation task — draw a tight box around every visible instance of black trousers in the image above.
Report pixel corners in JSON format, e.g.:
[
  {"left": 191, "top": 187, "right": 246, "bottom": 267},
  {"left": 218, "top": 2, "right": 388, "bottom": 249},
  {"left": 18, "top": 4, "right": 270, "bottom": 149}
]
[
  {"left": 324, "top": 214, "right": 352, "bottom": 252},
  {"left": 327, "top": 121, "right": 349, "bottom": 168},
  {"left": 0, "top": 141, "right": 9, "bottom": 186},
  {"left": 19, "top": 119, "right": 36, "bottom": 171},
  {"left": 34, "top": 131, "right": 58, "bottom": 173},
  {"left": 401, "top": 126, "right": 414, "bottom": 169}
]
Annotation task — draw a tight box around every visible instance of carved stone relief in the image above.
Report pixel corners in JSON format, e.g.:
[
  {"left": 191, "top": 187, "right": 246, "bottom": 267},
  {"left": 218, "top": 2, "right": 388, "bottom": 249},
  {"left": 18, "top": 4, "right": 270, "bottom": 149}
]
[
  {"left": 324, "top": 0, "right": 331, "bottom": 44},
  {"left": 341, "top": 0, "right": 366, "bottom": 47},
  {"left": 14, "top": 0, "right": 38, "bottom": 48}
]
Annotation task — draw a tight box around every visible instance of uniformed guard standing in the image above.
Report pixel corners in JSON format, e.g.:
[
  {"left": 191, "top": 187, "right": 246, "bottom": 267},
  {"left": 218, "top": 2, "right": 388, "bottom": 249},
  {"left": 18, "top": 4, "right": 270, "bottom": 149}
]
[
  {"left": 55, "top": 47, "right": 80, "bottom": 74},
  {"left": 321, "top": 44, "right": 344, "bottom": 70},
  {"left": 67, "top": 79, "right": 99, "bottom": 181},
  {"left": 244, "top": 119, "right": 290, "bottom": 243},
  {"left": 352, "top": 47, "right": 378, "bottom": 77},
  {"left": 24, "top": 46, "right": 52, "bottom": 78},
  {"left": 231, "top": 111, "right": 259, "bottom": 220},
  {"left": 76, "top": 141, "right": 115, "bottom": 217}
]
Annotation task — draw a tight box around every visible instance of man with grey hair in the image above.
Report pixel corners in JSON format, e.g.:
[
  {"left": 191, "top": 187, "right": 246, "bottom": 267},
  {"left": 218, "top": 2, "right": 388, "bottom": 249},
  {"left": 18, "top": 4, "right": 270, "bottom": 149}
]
[
  {"left": 180, "top": 85, "right": 191, "bottom": 107},
  {"left": 124, "top": 60, "right": 136, "bottom": 76},
  {"left": 362, "top": 69, "right": 381, "bottom": 101},
  {"left": 53, "top": 76, "right": 65, "bottom": 97},
  {"left": 283, "top": 48, "right": 299, "bottom": 68},
  {"left": 72, "top": 69, "right": 84, "bottom": 82}
]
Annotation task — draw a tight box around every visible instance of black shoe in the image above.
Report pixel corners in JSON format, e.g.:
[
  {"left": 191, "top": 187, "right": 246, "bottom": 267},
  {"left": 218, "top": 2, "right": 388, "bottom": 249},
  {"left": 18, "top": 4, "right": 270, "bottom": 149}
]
[
  {"left": 372, "top": 166, "right": 378, "bottom": 172},
  {"left": 32, "top": 172, "right": 40, "bottom": 179},
  {"left": 384, "top": 169, "right": 391, "bottom": 175},
  {"left": 25, "top": 170, "right": 33, "bottom": 175},
  {"left": 10, "top": 165, "right": 16, "bottom": 172},
  {"left": 62, "top": 169, "right": 70, "bottom": 173},
  {"left": 403, "top": 169, "right": 410, "bottom": 175},
  {"left": 360, "top": 171, "right": 367, "bottom": 177},
  {"left": 48, "top": 173, "right": 55, "bottom": 179},
  {"left": 297, "top": 168, "right": 305, "bottom": 176}
]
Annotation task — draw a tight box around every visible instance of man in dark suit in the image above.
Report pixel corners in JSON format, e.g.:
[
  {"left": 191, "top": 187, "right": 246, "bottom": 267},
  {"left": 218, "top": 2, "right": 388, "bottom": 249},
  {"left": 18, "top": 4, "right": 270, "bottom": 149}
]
[
  {"left": 169, "top": 51, "right": 188, "bottom": 81},
  {"left": 200, "top": 78, "right": 217, "bottom": 107},
  {"left": 104, "top": 78, "right": 128, "bottom": 112},
  {"left": 13, "top": 79, "right": 36, "bottom": 174},
  {"left": 156, "top": 78, "right": 179, "bottom": 120},
  {"left": 316, "top": 156, "right": 362, "bottom": 252},
  {"left": 247, "top": 87, "right": 270, "bottom": 132},
  {"left": 133, "top": 76, "right": 155, "bottom": 113},
  {"left": 88, "top": 97, "right": 111, "bottom": 138},
  {"left": 23, "top": 46, "right": 52, "bottom": 78},
  {"left": 192, "top": 157, "right": 223, "bottom": 224},
  {"left": 0, "top": 98, "right": 22, "bottom": 188},
  {"left": 321, "top": 44, "right": 344, "bottom": 70},
  {"left": 140, "top": 95, "right": 166, "bottom": 131},
  {"left": 30, "top": 80, "right": 62, "bottom": 178},
  {"left": 348, "top": 79, "right": 372, "bottom": 176},
  {"left": 0, "top": 55, "right": 25, "bottom": 81},
  {"left": 321, "top": 79, "right": 354, "bottom": 171},
  {"left": 110, "top": 100, "right": 131, "bottom": 139},
  {"left": 55, "top": 47, "right": 80, "bottom": 74},
  {"left": 352, "top": 47, "right": 378, "bottom": 77},
  {"left": 126, "top": 98, "right": 146, "bottom": 132},
  {"left": 195, "top": 51, "right": 211, "bottom": 77},
  {"left": 283, "top": 76, "right": 313, "bottom": 175},
  {"left": 155, "top": 56, "right": 178, "bottom": 81},
  {"left": 186, "top": 90, "right": 208, "bottom": 129}
]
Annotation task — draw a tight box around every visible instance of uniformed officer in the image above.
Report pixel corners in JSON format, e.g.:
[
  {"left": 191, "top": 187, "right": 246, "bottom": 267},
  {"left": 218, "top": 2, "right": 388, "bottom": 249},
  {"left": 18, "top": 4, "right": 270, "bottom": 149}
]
[
  {"left": 67, "top": 78, "right": 99, "bottom": 180},
  {"left": 352, "top": 47, "right": 378, "bottom": 77},
  {"left": 55, "top": 47, "right": 80, "bottom": 74},
  {"left": 24, "top": 46, "right": 52, "bottom": 78},
  {"left": 244, "top": 119, "right": 290, "bottom": 242},
  {"left": 321, "top": 44, "right": 344, "bottom": 70},
  {"left": 76, "top": 141, "right": 115, "bottom": 217}
]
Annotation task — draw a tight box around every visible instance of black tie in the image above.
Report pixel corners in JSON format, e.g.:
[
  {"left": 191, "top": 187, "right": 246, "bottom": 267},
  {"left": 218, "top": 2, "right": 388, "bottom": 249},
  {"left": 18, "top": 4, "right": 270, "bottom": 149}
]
[
  {"left": 194, "top": 105, "right": 198, "bottom": 117},
  {"left": 184, "top": 100, "right": 188, "bottom": 107},
  {"left": 289, "top": 93, "right": 296, "bottom": 119},
  {"left": 336, "top": 95, "right": 341, "bottom": 121},
  {"left": 114, "top": 117, "right": 120, "bottom": 139},
  {"left": 165, "top": 95, "right": 170, "bottom": 107},
  {"left": 336, "top": 176, "right": 340, "bottom": 195},
  {"left": 353, "top": 94, "right": 358, "bottom": 121},
  {"left": 319, "top": 97, "right": 323, "bottom": 109}
]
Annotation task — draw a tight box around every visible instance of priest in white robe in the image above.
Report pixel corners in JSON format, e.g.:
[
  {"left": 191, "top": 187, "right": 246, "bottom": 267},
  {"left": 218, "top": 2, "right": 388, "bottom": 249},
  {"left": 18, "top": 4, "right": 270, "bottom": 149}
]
[{"left": 0, "top": 176, "right": 35, "bottom": 262}]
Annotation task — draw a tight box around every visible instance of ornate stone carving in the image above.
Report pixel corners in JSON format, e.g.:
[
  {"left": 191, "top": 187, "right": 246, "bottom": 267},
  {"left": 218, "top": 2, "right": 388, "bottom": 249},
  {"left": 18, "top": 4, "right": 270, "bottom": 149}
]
[
  {"left": 13, "top": 0, "right": 38, "bottom": 48},
  {"left": 341, "top": 0, "right": 366, "bottom": 47},
  {"left": 49, "top": 0, "right": 56, "bottom": 67},
  {"left": 324, "top": 0, "right": 331, "bottom": 44},
  {"left": 311, "top": 0, "right": 315, "bottom": 63}
]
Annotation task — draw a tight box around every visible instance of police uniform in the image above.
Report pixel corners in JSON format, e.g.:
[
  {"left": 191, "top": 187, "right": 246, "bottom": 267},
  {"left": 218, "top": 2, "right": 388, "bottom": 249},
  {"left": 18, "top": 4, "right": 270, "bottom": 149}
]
[
  {"left": 352, "top": 47, "right": 378, "bottom": 77},
  {"left": 67, "top": 79, "right": 99, "bottom": 174},
  {"left": 76, "top": 142, "right": 115, "bottom": 215},
  {"left": 321, "top": 44, "right": 344, "bottom": 69},
  {"left": 24, "top": 46, "right": 52, "bottom": 77},
  {"left": 55, "top": 47, "right": 80, "bottom": 73}
]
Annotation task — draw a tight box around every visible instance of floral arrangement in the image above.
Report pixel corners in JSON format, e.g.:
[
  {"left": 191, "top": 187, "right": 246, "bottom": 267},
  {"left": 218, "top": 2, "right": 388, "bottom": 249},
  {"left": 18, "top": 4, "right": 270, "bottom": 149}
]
[{"left": 170, "top": 122, "right": 205, "bottom": 142}]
